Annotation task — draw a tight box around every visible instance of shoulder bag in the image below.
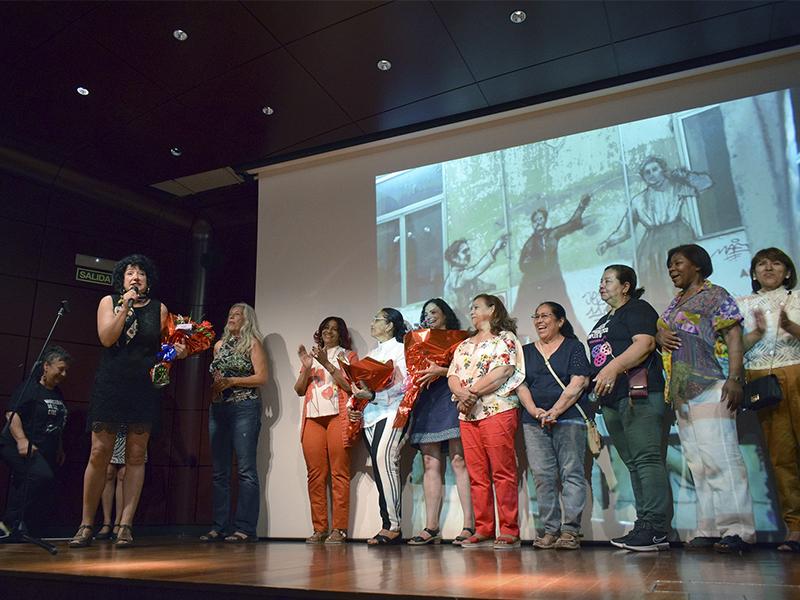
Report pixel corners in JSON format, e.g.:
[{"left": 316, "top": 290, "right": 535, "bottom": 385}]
[{"left": 741, "top": 292, "right": 789, "bottom": 411}]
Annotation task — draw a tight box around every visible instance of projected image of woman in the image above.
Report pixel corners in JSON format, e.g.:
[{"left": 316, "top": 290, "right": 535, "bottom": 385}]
[
  {"left": 294, "top": 317, "right": 357, "bottom": 545},
  {"left": 407, "top": 299, "right": 474, "bottom": 546},
  {"left": 348, "top": 308, "right": 409, "bottom": 545},
  {"left": 738, "top": 248, "right": 800, "bottom": 552},
  {"left": 448, "top": 294, "right": 525, "bottom": 549},
  {"left": 598, "top": 157, "right": 713, "bottom": 309},
  {"left": 513, "top": 194, "right": 591, "bottom": 340},
  {"left": 443, "top": 236, "right": 508, "bottom": 321}
]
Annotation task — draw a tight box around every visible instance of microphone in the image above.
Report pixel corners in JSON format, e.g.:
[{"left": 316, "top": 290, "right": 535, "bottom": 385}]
[{"left": 59, "top": 300, "right": 71, "bottom": 314}]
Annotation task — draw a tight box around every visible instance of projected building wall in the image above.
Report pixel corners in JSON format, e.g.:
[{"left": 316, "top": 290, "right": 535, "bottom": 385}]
[{"left": 375, "top": 88, "right": 800, "bottom": 538}]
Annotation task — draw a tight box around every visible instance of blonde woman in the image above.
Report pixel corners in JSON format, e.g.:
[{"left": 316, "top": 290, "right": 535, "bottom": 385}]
[{"left": 202, "top": 303, "right": 268, "bottom": 543}]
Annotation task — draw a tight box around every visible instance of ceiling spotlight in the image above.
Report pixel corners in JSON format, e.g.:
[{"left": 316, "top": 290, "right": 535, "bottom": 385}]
[
  {"left": 170, "top": 147, "right": 182, "bottom": 157},
  {"left": 76, "top": 86, "right": 90, "bottom": 96},
  {"left": 173, "top": 29, "right": 188, "bottom": 41},
  {"left": 377, "top": 59, "right": 392, "bottom": 71},
  {"left": 510, "top": 10, "right": 527, "bottom": 24},
  {"left": 261, "top": 106, "right": 274, "bottom": 116}
]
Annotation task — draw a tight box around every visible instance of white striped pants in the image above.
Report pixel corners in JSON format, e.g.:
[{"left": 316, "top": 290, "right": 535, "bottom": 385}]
[{"left": 363, "top": 417, "right": 409, "bottom": 531}]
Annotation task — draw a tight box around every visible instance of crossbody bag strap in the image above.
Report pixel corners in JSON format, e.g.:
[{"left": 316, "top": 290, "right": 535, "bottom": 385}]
[{"left": 537, "top": 342, "right": 591, "bottom": 424}]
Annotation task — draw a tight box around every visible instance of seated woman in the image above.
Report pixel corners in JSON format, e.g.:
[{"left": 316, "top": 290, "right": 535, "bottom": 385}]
[
  {"left": 348, "top": 308, "right": 409, "bottom": 545},
  {"left": 738, "top": 247, "right": 800, "bottom": 552},
  {"left": 407, "top": 298, "right": 474, "bottom": 546},
  {"left": 658, "top": 244, "right": 755, "bottom": 553},
  {"left": 517, "top": 302, "right": 590, "bottom": 550},
  {"left": 448, "top": 294, "right": 525, "bottom": 550},
  {"left": 294, "top": 316, "right": 357, "bottom": 544},
  {"left": 203, "top": 302, "right": 268, "bottom": 543},
  {"left": 0, "top": 346, "right": 71, "bottom": 538}
]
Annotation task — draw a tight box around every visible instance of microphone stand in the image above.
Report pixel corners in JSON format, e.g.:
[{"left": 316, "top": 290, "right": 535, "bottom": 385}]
[{"left": 0, "top": 301, "right": 69, "bottom": 554}]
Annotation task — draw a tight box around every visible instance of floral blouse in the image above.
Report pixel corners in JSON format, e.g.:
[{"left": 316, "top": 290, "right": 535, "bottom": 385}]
[
  {"left": 302, "top": 346, "right": 356, "bottom": 418},
  {"left": 447, "top": 330, "right": 525, "bottom": 421},
  {"left": 658, "top": 280, "right": 743, "bottom": 403},
  {"left": 209, "top": 337, "right": 260, "bottom": 403}
]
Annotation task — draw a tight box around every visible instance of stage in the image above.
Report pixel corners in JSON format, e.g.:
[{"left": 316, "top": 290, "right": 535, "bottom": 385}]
[{"left": 0, "top": 537, "right": 797, "bottom": 599}]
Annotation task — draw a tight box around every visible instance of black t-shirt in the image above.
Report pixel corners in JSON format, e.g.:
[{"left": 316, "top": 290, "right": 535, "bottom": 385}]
[
  {"left": 1, "top": 382, "right": 67, "bottom": 459},
  {"left": 586, "top": 298, "right": 665, "bottom": 402},
  {"left": 520, "top": 337, "right": 591, "bottom": 424}
]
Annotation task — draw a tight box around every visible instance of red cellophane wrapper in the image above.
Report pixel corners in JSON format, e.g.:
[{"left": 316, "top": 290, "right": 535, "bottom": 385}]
[
  {"left": 151, "top": 314, "right": 216, "bottom": 387},
  {"left": 392, "top": 328, "right": 470, "bottom": 429},
  {"left": 338, "top": 356, "right": 395, "bottom": 442}
]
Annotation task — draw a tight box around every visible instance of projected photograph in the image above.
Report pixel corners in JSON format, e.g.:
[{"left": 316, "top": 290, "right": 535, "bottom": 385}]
[{"left": 376, "top": 88, "right": 800, "bottom": 539}]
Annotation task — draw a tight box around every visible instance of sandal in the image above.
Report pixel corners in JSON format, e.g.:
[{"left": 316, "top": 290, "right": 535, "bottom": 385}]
[
  {"left": 94, "top": 523, "right": 113, "bottom": 540},
  {"left": 777, "top": 540, "right": 800, "bottom": 553},
  {"left": 408, "top": 527, "right": 442, "bottom": 546},
  {"left": 111, "top": 524, "right": 120, "bottom": 541},
  {"left": 367, "top": 532, "right": 403, "bottom": 546},
  {"left": 68, "top": 524, "right": 93, "bottom": 548},
  {"left": 224, "top": 531, "right": 257, "bottom": 543},
  {"left": 460, "top": 534, "right": 495, "bottom": 549},
  {"left": 533, "top": 532, "right": 560, "bottom": 549},
  {"left": 452, "top": 527, "right": 475, "bottom": 546},
  {"left": 114, "top": 524, "right": 134, "bottom": 548},
  {"left": 554, "top": 531, "right": 580, "bottom": 550},
  {"left": 493, "top": 534, "right": 521, "bottom": 550},
  {"left": 200, "top": 530, "right": 224, "bottom": 542}
]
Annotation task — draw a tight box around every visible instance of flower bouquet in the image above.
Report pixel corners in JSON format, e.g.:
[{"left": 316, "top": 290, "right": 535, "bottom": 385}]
[
  {"left": 338, "top": 356, "right": 395, "bottom": 442},
  {"left": 151, "top": 314, "right": 216, "bottom": 387},
  {"left": 393, "top": 328, "right": 469, "bottom": 429}
]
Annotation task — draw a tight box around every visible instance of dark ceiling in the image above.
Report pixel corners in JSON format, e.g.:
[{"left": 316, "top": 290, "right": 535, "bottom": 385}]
[{"left": 1, "top": 0, "right": 799, "bottom": 200}]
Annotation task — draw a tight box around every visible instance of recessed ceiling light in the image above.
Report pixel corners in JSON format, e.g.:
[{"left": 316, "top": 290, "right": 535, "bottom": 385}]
[
  {"left": 76, "top": 86, "right": 90, "bottom": 96},
  {"left": 510, "top": 10, "right": 527, "bottom": 24},
  {"left": 261, "top": 106, "right": 274, "bottom": 116},
  {"left": 377, "top": 59, "right": 392, "bottom": 71},
  {"left": 173, "top": 29, "right": 188, "bottom": 41},
  {"left": 170, "top": 147, "right": 182, "bottom": 157}
]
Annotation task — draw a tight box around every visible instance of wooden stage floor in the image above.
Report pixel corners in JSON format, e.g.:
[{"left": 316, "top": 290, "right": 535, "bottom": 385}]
[{"left": 0, "top": 537, "right": 798, "bottom": 600}]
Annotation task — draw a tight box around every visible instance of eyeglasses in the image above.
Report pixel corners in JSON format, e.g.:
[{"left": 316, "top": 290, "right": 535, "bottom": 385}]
[
  {"left": 371, "top": 316, "right": 387, "bottom": 323},
  {"left": 531, "top": 313, "right": 555, "bottom": 320}
]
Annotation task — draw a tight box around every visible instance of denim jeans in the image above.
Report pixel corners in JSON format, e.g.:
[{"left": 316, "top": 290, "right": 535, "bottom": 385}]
[
  {"left": 602, "top": 391, "right": 671, "bottom": 532},
  {"left": 523, "top": 419, "right": 587, "bottom": 535},
  {"left": 209, "top": 398, "right": 262, "bottom": 536}
]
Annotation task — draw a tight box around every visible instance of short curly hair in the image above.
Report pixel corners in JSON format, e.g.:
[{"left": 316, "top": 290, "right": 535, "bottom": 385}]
[{"left": 111, "top": 254, "right": 159, "bottom": 295}]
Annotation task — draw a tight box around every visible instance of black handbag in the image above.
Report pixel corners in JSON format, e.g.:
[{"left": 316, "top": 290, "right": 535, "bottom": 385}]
[{"left": 741, "top": 374, "right": 782, "bottom": 411}]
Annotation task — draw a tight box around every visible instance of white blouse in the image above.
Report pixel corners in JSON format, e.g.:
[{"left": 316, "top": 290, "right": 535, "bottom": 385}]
[
  {"left": 739, "top": 288, "right": 800, "bottom": 370},
  {"left": 361, "top": 337, "right": 409, "bottom": 428}
]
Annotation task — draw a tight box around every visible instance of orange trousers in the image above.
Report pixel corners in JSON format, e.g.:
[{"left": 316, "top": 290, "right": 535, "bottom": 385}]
[
  {"left": 301, "top": 414, "right": 351, "bottom": 532},
  {"left": 750, "top": 363, "right": 800, "bottom": 531}
]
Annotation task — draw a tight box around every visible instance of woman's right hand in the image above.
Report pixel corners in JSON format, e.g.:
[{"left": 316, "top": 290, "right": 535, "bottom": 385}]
[
  {"left": 347, "top": 407, "right": 363, "bottom": 422},
  {"left": 656, "top": 327, "right": 681, "bottom": 351},
  {"left": 752, "top": 309, "right": 767, "bottom": 337},
  {"left": 121, "top": 287, "right": 139, "bottom": 307},
  {"left": 417, "top": 360, "right": 445, "bottom": 388},
  {"left": 298, "top": 345, "right": 313, "bottom": 369},
  {"left": 17, "top": 438, "right": 36, "bottom": 457}
]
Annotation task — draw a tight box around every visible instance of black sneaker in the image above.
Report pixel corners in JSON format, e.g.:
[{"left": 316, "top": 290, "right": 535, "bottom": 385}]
[
  {"left": 621, "top": 527, "right": 669, "bottom": 552},
  {"left": 713, "top": 535, "right": 751, "bottom": 554},
  {"left": 610, "top": 522, "right": 641, "bottom": 549},
  {"left": 685, "top": 536, "right": 721, "bottom": 550}
]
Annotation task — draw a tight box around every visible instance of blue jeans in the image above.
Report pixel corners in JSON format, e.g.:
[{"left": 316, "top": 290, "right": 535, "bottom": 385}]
[
  {"left": 523, "top": 420, "right": 587, "bottom": 535},
  {"left": 209, "top": 398, "right": 262, "bottom": 536}
]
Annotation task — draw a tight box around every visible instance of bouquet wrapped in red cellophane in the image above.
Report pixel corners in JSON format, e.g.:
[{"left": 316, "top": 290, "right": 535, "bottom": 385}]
[
  {"left": 338, "top": 356, "right": 395, "bottom": 442},
  {"left": 393, "top": 328, "right": 470, "bottom": 429},
  {"left": 151, "top": 314, "right": 216, "bottom": 387}
]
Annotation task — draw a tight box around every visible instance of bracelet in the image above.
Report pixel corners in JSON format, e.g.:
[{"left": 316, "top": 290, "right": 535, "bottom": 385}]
[{"left": 727, "top": 375, "right": 742, "bottom": 383}]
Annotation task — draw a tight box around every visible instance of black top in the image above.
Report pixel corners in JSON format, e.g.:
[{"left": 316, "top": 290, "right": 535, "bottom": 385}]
[
  {"left": 520, "top": 338, "right": 591, "bottom": 424},
  {"left": 88, "top": 296, "right": 163, "bottom": 432},
  {"left": 1, "top": 382, "right": 67, "bottom": 460},
  {"left": 586, "top": 298, "right": 665, "bottom": 402}
]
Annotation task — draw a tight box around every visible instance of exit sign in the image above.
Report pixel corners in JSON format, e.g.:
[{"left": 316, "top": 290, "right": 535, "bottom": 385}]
[{"left": 76, "top": 267, "right": 112, "bottom": 286}]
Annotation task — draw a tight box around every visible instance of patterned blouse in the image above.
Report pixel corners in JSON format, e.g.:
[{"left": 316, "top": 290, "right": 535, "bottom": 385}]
[
  {"left": 658, "top": 280, "right": 743, "bottom": 403},
  {"left": 302, "top": 346, "right": 356, "bottom": 418},
  {"left": 447, "top": 330, "right": 525, "bottom": 422},
  {"left": 209, "top": 337, "right": 260, "bottom": 403},
  {"left": 739, "top": 288, "right": 800, "bottom": 370}
]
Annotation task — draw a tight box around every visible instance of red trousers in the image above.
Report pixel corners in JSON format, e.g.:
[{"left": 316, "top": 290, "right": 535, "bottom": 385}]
[
  {"left": 301, "top": 414, "right": 351, "bottom": 532},
  {"left": 459, "top": 409, "right": 520, "bottom": 538}
]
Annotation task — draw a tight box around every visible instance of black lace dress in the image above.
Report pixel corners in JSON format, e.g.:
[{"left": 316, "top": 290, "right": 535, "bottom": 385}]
[{"left": 87, "top": 296, "right": 163, "bottom": 434}]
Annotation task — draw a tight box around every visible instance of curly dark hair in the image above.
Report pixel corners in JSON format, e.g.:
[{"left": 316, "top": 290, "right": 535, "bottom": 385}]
[
  {"left": 111, "top": 254, "right": 159, "bottom": 295},
  {"left": 444, "top": 239, "right": 468, "bottom": 265},
  {"left": 472, "top": 293, "right": 517, "bottom": 335},
  {"left": 312, "top": 316, "right": 353, "bottom": 350},
  {"left": 419, "top": 298, "right": 461, "bottom": 330}
]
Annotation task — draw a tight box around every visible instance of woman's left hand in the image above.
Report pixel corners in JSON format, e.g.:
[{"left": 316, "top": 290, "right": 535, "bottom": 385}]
[
  {"left": 417, "top": 360, "right": 445, "bottom": 388},
  {"left": 594, "top": 364, "right": 620, "bottom": 397},
  {"left": 721, "top": 378, "right": 743, "bottom": 412},
  {"left": 351, "top": 382, "right": 374, "bottom": 401},
  {"left": 174, "top": 342, "right": 188, "bottom": 360},
  {"left": 311, "top": 345, "right": 331, "bottom": 369},
  {"left": 779, "top": 309, "right": 798, "bottom": 334},
  {"left": 212, "top": 376, "right": 233, "bottom": 394}
]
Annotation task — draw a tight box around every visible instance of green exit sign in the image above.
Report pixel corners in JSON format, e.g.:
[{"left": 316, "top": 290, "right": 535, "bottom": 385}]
[{"left": 76, "top": 267, "right": 112, "bottom": 286}]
